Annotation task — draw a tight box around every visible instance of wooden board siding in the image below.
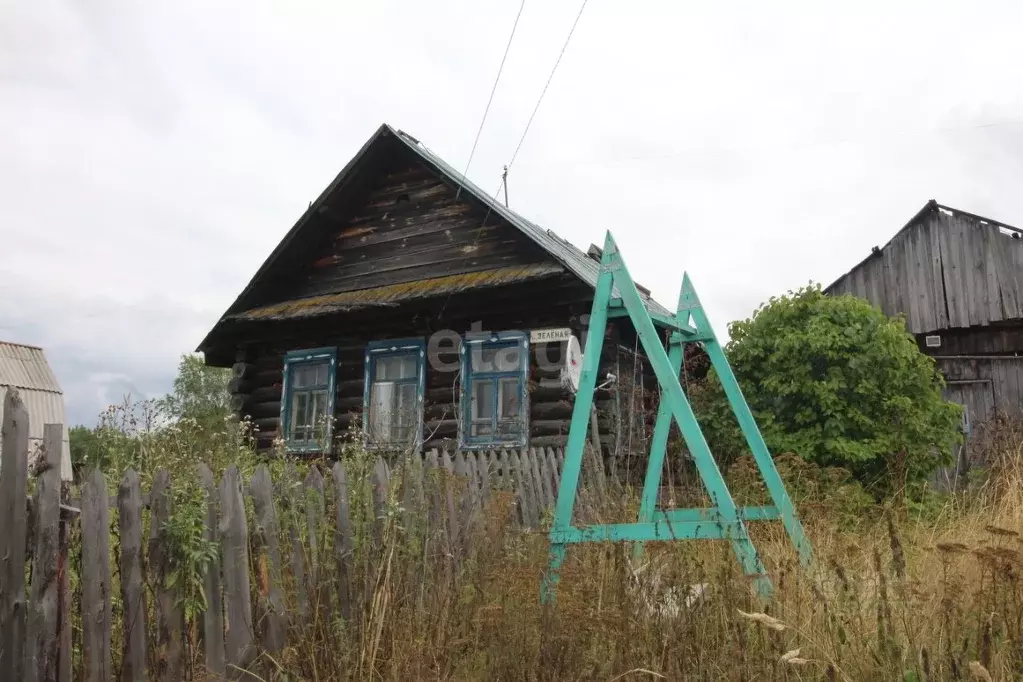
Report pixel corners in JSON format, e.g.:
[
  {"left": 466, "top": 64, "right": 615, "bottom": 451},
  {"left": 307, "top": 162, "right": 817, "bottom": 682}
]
[
  {"left": 274, "top": 159, "right": 553, "bottom": 303},
  {"left": 827, "top": 207, "right": 1023, "bottom": 335}
]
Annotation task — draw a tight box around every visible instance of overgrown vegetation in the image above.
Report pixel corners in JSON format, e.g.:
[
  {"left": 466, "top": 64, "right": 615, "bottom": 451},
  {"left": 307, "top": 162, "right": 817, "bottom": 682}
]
[{"left": 691, "top": 283, "right": 963, "bottom": 498}]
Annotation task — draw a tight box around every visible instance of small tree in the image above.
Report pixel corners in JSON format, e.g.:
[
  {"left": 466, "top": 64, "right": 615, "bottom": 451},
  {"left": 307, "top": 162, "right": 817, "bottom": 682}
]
[{"left": 690, "top": 283, "right": 962, "bottom": 498}]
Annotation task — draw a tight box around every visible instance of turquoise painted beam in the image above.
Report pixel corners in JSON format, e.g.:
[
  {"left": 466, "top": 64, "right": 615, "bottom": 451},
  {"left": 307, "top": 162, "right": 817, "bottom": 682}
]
[
  {"left": 653, "top": 506, "right": 781, "bottom": 523},
  {"left": 550, "top": 520, "right": 745, "bottom": 544},
  {"left": 598, "top": 232, "right": 771, "bottom": 597},
  {"left": 608, "top": 303, "right": 698, "bottom": 336},
  {"left": 680, "top": 274, "right": 814, "bottom": 569}
]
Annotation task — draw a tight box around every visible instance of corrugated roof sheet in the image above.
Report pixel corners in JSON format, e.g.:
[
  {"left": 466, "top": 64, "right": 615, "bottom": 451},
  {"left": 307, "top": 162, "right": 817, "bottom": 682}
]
[
  {"left": 233, "top": 262, "right": 566, "bottom": 321},
  {"left": 0, "top": 342, "right": 62, "bottom": 393},
  {"left": 0, "top": 343, "right": 73, "bottom": 481}
]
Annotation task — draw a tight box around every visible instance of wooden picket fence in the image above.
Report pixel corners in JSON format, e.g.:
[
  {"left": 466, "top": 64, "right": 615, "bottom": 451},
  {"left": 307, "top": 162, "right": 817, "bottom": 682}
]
[{"left": 0, "top": 388, "right": 613, "bottom": 681}]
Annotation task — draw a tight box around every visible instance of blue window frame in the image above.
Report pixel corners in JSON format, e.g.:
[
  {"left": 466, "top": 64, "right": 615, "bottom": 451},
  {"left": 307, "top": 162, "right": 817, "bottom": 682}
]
[
  {"left": 460, "top": 331, "right": 529, "bottom": 448},
  {"left": 281, "top": 347, "right": 337, "bottom": 453},
  {"left": 363, "top": 338, "right": 426, "bottom": 449}
]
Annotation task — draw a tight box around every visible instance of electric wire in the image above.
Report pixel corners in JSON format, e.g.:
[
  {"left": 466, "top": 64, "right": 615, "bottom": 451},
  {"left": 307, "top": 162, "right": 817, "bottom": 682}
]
[{"left": 455, "top": 0, "right": 526, "bottom": 201}]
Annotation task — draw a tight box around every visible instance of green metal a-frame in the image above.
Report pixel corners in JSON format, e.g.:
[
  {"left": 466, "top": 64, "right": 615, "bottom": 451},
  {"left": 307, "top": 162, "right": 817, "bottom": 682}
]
[{"left": 541, "top": 231, "right": 813, "bottom": 604}]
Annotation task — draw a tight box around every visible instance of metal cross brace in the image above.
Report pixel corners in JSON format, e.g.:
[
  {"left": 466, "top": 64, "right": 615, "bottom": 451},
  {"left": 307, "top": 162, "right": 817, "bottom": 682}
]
[{"left": 541, "top": 231, "right": 813, "bottom": 605}]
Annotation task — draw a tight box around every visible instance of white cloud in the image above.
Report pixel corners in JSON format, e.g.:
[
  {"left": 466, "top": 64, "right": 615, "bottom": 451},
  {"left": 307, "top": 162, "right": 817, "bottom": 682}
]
[{"left": 3, "top": 0, "right": 1022, "bottom": 424}]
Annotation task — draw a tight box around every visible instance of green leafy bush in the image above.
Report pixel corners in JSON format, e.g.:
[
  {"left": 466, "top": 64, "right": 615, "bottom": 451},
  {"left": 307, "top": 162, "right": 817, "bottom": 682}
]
[{"left": 691, "top": 283, "right": 962, "bottom": 498}]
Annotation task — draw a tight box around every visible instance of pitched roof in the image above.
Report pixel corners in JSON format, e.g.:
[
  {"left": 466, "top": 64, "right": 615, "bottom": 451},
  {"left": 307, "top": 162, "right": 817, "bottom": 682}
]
[
  {"left": 823, "top": 200, "right": 1023, "bottom": 293},
  {"left": 199, "top": 123, "right": 671, "bottom": 351},
  {"left": 0, "top": 341, "right": 62, "bottom": 394}
]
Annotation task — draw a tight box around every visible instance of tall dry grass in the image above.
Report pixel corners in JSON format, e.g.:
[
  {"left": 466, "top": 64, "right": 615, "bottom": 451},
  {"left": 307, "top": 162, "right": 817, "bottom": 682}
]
[{"left": 232, "top": 419, "right": 1023, "bottom": 680}]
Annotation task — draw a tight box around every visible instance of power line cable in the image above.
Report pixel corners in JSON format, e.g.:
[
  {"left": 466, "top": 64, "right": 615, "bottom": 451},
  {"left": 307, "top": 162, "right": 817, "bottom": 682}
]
[
  {"left": 506, "top": 0, "right": 589, "bottom": 173},
  {"left": 455, "top": 0, "right": 526, "bottom": 201}
]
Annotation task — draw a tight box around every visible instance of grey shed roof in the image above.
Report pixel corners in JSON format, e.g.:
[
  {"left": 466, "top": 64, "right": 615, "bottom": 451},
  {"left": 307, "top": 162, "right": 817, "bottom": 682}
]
[{"left": 0, "top": 341, "right": 73, "bottom": 481}]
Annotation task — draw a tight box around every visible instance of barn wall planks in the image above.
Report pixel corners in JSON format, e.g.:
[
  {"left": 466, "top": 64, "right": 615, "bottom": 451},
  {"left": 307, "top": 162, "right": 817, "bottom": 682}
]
[{"left": 827, "top": 206, "right": 1023, "bottom": 335}]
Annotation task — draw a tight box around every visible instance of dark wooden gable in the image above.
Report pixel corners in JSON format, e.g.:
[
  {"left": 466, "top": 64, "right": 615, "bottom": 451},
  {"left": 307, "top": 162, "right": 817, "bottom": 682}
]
[{"left": 236, "top": 131, "right": 558, "bottom": 312}]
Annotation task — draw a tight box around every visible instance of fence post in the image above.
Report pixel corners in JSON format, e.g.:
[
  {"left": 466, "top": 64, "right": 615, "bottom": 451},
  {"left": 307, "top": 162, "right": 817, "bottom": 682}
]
[
  {"left": 0, "top": 388, "right": 29, "bottom": 680},
  {"left": 118, "top": 470, "right": 147, "bottom": 682},
  {"left": 149, "top": 470, "right": 185, "bottom": 681},
  {"left": 332, "top": 461, "right": 354, "bottom": 624},
  {"left": 249, "top": 465, "right": 286, "bottom": 655},
  {"left": 219, "top": 465, "right": 255, "bottom": 679},
  {"left": 81, "top": 468, "right": 112, "bottom": 682},
  {"left": 197, "top": 464, "right": 225, "bottom": 679},
  {"left": 25, "top": 423, "right": 64, "bottom": 682}
]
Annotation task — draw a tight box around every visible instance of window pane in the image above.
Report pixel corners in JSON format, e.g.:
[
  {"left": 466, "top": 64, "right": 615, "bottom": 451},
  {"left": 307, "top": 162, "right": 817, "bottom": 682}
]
[
  {"left": 498, "top": 378, "right": 520, "bottom": 419},
  {"left": 471, "top": 421, "right": 493, "bottom": 437},
  {"left": 497, "top": 420, "right": 521, "bottom": 437},
  {"left": 290, "top": 393, "right": 309, "bottom": 441},
  {"left": 471, "top": 380, "right": 494, "bottom": 421},
  {"left": 471, "top": 343, "right": 521, "bottom": 373},
  {"left": 369, "top": 382, "right": 395, "bottom": 441},
  {"left": 376, "top": 354, "right": 417, "bottom": 381},
  {"left": 314, "top": 363, "right": 328, "bottom": 386}
]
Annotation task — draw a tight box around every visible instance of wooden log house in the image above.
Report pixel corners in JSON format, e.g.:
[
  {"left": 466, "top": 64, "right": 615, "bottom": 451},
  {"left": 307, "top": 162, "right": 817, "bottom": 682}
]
[{"left": 198, "top": 124, "right": 673, "bottom": 465}]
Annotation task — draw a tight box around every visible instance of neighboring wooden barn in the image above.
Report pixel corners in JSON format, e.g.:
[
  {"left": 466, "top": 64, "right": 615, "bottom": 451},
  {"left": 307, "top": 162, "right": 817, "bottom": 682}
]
[
  {"left": 825, "top": 200, "right": 1023, "bottom": 481},
  {"left": 0, "top": 341, "right": 73, "bottom": 481},
  {"left": 198, "top": 123, "right": 669, "bottom": 475}
]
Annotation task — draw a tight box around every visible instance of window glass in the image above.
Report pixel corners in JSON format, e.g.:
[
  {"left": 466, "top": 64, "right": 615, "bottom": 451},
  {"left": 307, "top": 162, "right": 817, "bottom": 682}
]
[
  {"left": 366, "top": 347, "right": 422, "bottom": 446},
  {"left": 462, "top": 336, "right": 527, "bottom": 446},
  {"left": 283, "top": 354, "right": 333, "bottom": 449}
]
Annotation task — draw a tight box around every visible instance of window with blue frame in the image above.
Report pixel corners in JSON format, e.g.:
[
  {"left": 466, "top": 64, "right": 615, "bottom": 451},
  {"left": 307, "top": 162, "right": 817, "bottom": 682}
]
[
  {"left": 363, "top": 339, "right": 426, "bottom": 448},
  {"left": 461, "top": 332, "right": 529, "bottom": 447},
  {"left": 281, "top": 347, "right": 337, "bottom": 452}
]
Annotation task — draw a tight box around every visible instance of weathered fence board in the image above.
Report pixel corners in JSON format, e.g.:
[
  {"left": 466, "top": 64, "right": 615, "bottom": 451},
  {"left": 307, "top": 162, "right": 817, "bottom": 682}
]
[
  {"left": 0, "top": 389, "right": 30, "bottom": 681},
  {"left": 118, "top": 470, "right": 147, "bottom": 682},
  {"left": 220, "top": 465, "right": 255, "bottom": 679},
  {"left": 149, "top": 469, "right": 185, "bottom": 681},
  {"left": 25, "top": 423, "right": 63, "bottom": 682},
  {"left": 250, "top": 465, "right": 286, "bottom": 655},
  {"left": 331, "top": 461, "right": 354, "bottom": 623},
  {"left": 284, "top": 463, "right": 309, "bottom": 621},
  {"left": 198, "top": 463, "right": 226, "bottom": 680},
  {"left": 81, "top": 468, "right": 112, "bottom": 682}
]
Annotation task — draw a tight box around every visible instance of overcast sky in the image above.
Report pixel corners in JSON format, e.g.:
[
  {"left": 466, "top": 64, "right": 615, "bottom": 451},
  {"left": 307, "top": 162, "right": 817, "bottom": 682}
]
[{"left": 2, "top": 1, "right": 1022, "bottom": 427}]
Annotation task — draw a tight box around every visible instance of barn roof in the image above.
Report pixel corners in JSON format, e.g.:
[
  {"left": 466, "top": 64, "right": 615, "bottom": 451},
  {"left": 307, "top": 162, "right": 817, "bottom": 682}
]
[
  {"left": 199, "top": 123, "right": 670, "bottom": 352},
  {"left": 824, "top": 200, "right": 1023, "bottom": 294},
  {"left": 0, "top": 341, "right": 73, "bottom": 481}
]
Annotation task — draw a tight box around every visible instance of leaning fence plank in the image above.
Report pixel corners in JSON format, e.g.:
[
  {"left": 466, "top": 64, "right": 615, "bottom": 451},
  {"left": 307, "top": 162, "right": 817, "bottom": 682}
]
[
  {"left": 249, "top": 465, "right": 286, "bottom": 655},
  {"left": 529, "top": 447, "right": 548, "bottom": 512},
  {"left": 371, "top": 457, "right": 389, "bottom": 543},
  {"left": 284, "top": 463, "right": 309, "bottom": 621},
  {"left": 304, "top": 467, "right": 329, "bottom": 627},
  {"left": 25, "top": 424, "right": 63, "bottom": 682},
  {"left": 118, "top": 470, "right": 147, "bottom": 682},
  {"left": 81, "top": 468, "right": 112, "bottom": 682},
  {"left": 439, "top": 450, "right": 460, "bottom": 552},
  {"left": 198, "top": 464, "right": 225, "bottom": 679},
  {"left": 535, "top": 448, "right": 554, "bottom": 513},
  {"left": 0, "top": 388, "right": 30, "bottom": 680},
  {"left": 57, "top": 509, "right": 71, "bottom": 682},
  {"left": 149, "top": 469, "right": 184, "bottom": 681},
  {"left": 331, "top": 461, "right": 354, "bottom": 623},
  {"left": 220, "top": 465, "right": 255, "bottom": 679}
]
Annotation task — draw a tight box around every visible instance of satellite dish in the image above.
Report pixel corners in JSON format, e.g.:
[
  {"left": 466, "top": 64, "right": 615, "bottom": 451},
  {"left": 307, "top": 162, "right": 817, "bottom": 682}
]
[{"left": 562, "top": 335, "right": 583, "bottom": 392}]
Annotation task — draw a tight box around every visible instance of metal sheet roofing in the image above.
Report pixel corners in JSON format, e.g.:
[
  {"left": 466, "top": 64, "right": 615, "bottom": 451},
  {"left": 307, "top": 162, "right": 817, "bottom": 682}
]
[
  {"left": 0, "top": 341, "right": 62, "bottom": 393},
  {"left": 0, "top": 342, "right": 73, "bottom": 481},
  {"left": 233, "top": 262, "right": 566, "bottom": 321},
  {"left": 391, "top": 127, "right": 673, "bottom": 318}
]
